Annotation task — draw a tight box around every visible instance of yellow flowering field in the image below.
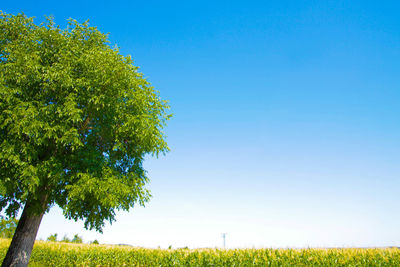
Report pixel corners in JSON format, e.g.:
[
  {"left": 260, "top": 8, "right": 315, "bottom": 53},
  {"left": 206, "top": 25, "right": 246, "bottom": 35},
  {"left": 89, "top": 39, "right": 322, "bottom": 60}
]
[{"left": 0, "top": 238, "right": 399, "bottom": 266}]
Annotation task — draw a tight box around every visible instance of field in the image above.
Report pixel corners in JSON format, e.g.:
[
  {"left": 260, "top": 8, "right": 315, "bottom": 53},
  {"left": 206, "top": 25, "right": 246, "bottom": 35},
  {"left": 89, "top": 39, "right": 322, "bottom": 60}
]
[{"left": 1, "top": 239, "right": 400, "bottom": 266}]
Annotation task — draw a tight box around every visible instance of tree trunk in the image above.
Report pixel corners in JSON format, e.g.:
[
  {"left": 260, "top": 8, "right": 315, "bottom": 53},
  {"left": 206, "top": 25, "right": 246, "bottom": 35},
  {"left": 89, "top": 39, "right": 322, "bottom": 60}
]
[{"left": 1, "top": 195, "right": 47, "bottom": 267}]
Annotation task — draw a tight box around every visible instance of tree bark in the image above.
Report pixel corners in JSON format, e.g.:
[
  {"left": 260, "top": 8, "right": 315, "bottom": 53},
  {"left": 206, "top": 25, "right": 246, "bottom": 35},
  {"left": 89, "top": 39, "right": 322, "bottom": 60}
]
[{"left": 1, "top": 195, "right": 48, "bottom": 267}]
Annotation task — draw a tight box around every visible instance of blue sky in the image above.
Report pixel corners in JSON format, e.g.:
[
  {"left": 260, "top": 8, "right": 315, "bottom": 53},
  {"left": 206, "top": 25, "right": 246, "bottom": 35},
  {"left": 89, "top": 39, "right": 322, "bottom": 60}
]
[{"left": 2, "top": 1, "right": 400, "bottom": 248}]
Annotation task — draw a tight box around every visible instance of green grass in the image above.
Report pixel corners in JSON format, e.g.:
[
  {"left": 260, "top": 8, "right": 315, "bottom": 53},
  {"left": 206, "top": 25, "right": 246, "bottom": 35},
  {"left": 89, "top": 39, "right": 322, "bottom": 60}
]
[{"left": 1, "top": 238, "right": 399, "bottom": 266}]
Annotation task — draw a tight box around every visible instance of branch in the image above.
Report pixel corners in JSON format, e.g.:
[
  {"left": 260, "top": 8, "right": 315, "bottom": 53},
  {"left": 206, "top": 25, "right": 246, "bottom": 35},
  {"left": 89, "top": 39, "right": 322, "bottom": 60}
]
[{"left": 78, "top": 116, "right": 91, "bottom": 133}]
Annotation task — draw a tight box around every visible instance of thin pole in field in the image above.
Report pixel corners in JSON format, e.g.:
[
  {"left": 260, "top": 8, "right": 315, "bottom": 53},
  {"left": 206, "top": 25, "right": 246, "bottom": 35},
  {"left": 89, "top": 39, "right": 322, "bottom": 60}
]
[{"left": 221, "top": 233, "right": 227, "bottom": 249}]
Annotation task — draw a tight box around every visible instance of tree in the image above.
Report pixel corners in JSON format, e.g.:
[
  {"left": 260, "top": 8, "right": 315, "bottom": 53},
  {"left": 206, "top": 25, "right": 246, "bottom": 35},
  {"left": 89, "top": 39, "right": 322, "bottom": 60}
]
[
  {"left": 61, "top": 235, "right": 70, "bottom": 243},
  {"left": 0, "top": 216, "right": 18, "bottom": 238},
  {"left": 46, "top": 233, "right": 57, "bottom": 242},
  {"left": 71, "top": 234, "right": 83, "bottom": 243},
  {"left": 0, "top": 12, "right": 170, "bottom": 266}
]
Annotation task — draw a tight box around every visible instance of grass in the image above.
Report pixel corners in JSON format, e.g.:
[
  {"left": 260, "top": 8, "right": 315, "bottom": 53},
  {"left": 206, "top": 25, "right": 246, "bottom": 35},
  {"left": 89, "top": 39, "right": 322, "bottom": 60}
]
[{"left": 0, "top": 238, "right": 399, "bottom": 266}]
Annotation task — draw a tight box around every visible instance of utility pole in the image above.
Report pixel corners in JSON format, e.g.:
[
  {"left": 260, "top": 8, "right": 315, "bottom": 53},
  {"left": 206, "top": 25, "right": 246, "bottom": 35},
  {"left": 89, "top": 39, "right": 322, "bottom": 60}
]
[{"left": 221, "top": 233, "right": 227, "bottom": 249}]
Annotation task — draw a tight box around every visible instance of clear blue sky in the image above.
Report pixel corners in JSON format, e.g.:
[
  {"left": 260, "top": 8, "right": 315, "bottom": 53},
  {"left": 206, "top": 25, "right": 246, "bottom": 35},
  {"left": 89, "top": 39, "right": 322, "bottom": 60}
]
[{"left": 3, "top": 1, "right": 400, "bottom": 248}]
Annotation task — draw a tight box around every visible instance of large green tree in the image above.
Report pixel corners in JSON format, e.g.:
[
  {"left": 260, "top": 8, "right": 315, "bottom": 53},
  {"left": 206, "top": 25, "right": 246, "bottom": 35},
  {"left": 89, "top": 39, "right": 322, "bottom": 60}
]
[{"left": 0, "top": 12, "right": 170, "bottom": 266}]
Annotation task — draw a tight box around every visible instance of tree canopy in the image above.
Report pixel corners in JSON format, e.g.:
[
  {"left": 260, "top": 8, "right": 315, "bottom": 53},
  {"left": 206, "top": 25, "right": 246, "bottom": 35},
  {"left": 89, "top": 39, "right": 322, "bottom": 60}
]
[
  {"left": 0, "top": 12, "right": 170, "bottom": 231},
  {"left": 0, "top": 216, "right": 18, "bottom": 238}
]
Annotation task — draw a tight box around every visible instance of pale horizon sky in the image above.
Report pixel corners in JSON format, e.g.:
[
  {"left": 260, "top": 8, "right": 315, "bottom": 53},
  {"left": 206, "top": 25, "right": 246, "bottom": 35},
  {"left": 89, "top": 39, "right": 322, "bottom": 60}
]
[{"left": 2, "top": 0, "right": 400, "bottom": 248}]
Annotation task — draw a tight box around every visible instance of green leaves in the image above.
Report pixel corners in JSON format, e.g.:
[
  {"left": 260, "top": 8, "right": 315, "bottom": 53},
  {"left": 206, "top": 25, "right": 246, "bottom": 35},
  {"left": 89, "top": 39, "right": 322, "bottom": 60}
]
[
  {"left": 0, "top": 12, "right": 170, "bottom": 230},
  {"left": 0, "top": 215, "right": 18, "bottom": 238}
]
